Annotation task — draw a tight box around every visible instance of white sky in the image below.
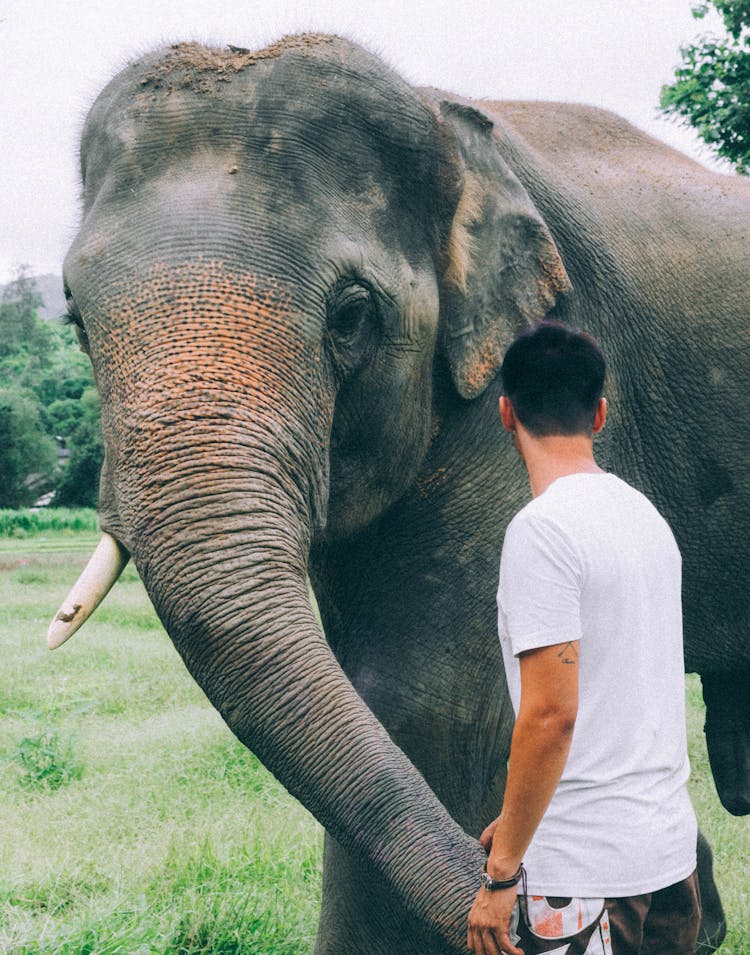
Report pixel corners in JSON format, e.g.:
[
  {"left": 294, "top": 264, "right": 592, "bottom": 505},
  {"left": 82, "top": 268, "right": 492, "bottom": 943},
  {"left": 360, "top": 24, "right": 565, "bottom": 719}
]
[{"left": 0, "top": 0, "right": 730, "bottom": 283}]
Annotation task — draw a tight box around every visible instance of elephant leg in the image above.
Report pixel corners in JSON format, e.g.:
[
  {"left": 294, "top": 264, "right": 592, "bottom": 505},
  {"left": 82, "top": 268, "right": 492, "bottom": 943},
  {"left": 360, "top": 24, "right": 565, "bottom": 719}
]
[
  {"left": 694, "top": 829, "right": 726, "bottom": 954},
  {"left": 314, "top": 834, "right": 457, "bottom": 955},
  {"left": 702, "top": 671, "right": 750, "bottom": 815}
]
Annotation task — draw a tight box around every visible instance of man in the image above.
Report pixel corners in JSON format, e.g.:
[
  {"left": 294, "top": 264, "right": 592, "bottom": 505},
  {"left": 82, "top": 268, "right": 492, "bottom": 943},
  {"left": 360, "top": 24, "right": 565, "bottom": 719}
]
[{"left": 468, "top": 322, "right": 700, "bottom": 955}]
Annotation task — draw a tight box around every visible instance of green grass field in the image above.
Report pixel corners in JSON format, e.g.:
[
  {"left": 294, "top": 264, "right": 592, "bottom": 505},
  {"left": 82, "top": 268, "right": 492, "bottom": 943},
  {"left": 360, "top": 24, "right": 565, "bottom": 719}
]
[
  {"left": 1, "top": 525, "right": 748, "bottom": 953},
  {"left": 0, "top": 529, "right": 321, "bottom": 954}
]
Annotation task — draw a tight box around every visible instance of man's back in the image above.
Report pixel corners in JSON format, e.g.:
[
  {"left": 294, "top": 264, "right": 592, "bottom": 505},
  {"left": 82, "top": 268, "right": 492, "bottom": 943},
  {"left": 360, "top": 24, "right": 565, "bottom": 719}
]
[
  {"left": 497, "top": 472, "right": 697, "bottom": 897},
  {"left": 468, "top": 322, "right": 701, "bottom": 955}
]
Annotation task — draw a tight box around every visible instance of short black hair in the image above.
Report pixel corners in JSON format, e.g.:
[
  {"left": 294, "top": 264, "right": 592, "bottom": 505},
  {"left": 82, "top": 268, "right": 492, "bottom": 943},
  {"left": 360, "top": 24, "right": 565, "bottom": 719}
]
[{"left": 501, "top": 321, "right": 606, "bottom": 437}]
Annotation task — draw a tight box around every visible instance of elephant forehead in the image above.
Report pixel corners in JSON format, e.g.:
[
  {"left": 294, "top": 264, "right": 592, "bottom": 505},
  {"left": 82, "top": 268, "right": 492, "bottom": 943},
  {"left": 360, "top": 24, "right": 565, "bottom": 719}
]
[{"left": 82, "top": 37, "right": 442, "bottom": 219}]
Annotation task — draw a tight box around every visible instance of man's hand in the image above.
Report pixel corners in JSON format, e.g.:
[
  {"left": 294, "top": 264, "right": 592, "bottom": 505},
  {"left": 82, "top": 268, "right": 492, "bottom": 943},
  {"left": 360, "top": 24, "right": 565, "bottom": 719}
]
[
  {"left": 467, "top": 884, "right": 523, "bottom": 955},
  {"left": 479, "top": 817, "right": 499, "bottom": 853}
]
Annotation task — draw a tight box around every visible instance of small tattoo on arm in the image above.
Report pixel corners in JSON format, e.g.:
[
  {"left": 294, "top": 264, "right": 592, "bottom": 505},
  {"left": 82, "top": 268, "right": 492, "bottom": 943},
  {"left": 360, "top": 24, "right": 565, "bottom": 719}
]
[{"left": 557, "top": 642, "right": 578, "bottom": 665}]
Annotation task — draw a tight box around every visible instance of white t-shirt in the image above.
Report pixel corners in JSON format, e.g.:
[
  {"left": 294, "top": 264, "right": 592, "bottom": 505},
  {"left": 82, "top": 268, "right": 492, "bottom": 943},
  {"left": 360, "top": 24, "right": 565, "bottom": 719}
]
[{"left": 497, "top": 472, "right": 697, "bottom": 898}]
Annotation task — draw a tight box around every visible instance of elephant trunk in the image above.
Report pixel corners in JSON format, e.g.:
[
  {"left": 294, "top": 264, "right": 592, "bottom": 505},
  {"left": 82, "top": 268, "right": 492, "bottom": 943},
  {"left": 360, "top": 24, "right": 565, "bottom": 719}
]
[{"left": 122, "top": 453, "right": 481, "bottom": 948}]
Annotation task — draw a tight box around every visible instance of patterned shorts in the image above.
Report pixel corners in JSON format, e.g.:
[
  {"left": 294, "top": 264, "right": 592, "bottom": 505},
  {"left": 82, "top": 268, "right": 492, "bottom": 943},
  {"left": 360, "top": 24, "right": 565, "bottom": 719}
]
[{"left": 513, "top": 872, "right": 700, "bottom": 955}]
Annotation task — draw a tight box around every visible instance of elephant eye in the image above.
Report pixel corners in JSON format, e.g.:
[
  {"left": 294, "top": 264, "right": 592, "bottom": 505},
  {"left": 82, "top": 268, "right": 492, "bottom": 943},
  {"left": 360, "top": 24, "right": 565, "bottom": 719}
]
[
  {"left": 326, "top": 283, "right": 379, "bottom": 376},
  {"left": 63, "top": 286, "right": 90, "bottom": 354},
  {"left": 328, "top": 285, "right": 372, "bottom": 337}
]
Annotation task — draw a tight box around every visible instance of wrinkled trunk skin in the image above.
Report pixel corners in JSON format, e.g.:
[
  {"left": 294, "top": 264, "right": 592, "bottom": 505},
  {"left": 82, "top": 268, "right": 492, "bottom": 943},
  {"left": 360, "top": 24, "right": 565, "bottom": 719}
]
[{"left": 85, "top": 265, "right": 486, "bottom": 953}]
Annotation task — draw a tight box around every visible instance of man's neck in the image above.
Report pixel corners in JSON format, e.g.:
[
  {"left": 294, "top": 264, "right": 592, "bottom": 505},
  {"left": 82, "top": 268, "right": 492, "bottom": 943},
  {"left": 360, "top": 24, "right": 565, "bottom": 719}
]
[
  {"left": 498, "top": 396, "right": 608, "bottom": 498},
  {"left": 517, "top": 433, "right": 604, "bottom": 498}
]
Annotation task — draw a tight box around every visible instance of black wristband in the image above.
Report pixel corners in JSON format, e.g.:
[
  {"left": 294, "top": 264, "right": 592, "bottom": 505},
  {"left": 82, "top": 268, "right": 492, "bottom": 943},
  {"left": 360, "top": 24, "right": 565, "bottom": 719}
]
[{"left": 480, "top": 862, "right": 524, "bottom": 891}]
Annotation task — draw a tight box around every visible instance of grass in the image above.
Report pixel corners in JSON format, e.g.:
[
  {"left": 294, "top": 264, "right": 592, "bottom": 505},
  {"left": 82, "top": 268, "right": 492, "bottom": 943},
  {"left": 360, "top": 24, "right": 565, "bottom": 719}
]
[
  {"left": 0, "top": 534, "right": 321, "bottom": 954},
  {"left": 0, "top": 525, "right": 748, "bottom": 953}
]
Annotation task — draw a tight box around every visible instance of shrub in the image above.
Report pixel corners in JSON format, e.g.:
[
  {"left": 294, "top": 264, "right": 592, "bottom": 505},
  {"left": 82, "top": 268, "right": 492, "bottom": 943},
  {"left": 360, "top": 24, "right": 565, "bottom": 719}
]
[
  {"left": 0, "top": 508, "right": 99, "bottom": 537},
  {"left": 16, "top": 731, "right": 83, "bottom": 792}
]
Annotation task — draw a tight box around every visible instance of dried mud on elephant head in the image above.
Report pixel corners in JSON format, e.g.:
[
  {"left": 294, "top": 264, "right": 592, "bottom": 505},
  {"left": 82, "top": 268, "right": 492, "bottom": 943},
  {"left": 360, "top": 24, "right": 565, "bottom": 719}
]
[{"left": 139, "top": 35, "right": 337, "bottom": 94}]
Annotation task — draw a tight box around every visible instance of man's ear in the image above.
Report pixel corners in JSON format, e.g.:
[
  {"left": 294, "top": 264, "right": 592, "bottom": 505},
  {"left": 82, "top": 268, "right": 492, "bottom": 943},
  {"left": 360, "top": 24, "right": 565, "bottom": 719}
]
[
  {"left": 593, "top": 397, "right": 607, "bottom": 435},
  {"left": 435, "top": 100, "right": 571, "bottom": 400},
  {"left": 499, "top": 396, "right": 516, "bottom": 434}
]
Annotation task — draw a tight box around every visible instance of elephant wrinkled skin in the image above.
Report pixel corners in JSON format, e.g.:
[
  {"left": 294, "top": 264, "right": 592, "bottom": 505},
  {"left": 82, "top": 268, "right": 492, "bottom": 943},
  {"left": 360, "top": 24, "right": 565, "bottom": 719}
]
[{"left": 54, "top": 34, "right": 748, "bottom": 953}]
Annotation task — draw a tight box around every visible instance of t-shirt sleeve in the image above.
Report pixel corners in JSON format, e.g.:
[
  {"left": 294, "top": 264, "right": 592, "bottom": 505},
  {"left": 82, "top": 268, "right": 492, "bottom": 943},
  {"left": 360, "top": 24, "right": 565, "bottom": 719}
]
[{"left": 499, "top": 511, "right": 583, "bottom": 657}]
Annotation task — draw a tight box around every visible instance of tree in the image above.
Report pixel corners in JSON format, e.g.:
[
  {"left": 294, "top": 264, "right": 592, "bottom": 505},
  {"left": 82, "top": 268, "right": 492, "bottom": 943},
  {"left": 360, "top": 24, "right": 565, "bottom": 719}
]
[
  {"left": 660, "top": 1, "right": 750, "bottom": 173},
  {"left": 0, "top": 267, "right": 102, "bottom": 507},
  {"left": 0, "top": 387, "right": 58, "bottom": 507},
  {"left": 54, "top": 388, "right": 104, "bottom": 508},
  {"left": 0, "top": 266, "right": 44, "bottom": 357}
]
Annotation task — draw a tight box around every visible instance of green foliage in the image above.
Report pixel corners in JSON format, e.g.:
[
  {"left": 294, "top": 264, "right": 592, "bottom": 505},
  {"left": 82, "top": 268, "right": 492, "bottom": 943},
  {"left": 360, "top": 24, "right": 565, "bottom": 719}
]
[
  {"left": 660, "top": 1, "right": 750, "bottom": 172},
  {"left": 15, "top": 730, "right": 83, "bottom": 791},
  {"left": 0, "top": 507, "right": 99, "bottom": 537},
  {"left": 0, "top": 387, "right": 58, "bottom": 507},
  {"left": 0, "top": 268, "right": 46, "bottom": 360},
  {"left": 54, "top": 389, "right": 104, "bottom": 508},
  {"left": 0, "top": 267, "right": 103, "bottom": 507}
]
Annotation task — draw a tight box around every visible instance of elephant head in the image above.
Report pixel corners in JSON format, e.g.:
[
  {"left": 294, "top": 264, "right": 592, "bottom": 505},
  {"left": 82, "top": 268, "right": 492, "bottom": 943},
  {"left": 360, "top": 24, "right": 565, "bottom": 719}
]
[{"left": 50, "top": 36, "right": 571, "bottom": 949}]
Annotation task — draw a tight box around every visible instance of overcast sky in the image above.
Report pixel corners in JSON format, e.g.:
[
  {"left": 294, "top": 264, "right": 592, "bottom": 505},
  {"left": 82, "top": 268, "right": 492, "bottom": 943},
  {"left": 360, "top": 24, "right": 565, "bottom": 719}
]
[{"left": 0, "top": 0, "right": 730, "bottom": 284}]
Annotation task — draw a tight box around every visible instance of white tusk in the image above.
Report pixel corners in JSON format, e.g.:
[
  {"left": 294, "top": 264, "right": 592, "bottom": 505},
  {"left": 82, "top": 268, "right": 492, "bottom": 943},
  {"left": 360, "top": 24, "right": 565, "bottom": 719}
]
[{"left": 47, "top": 533, "right": 130, "bottom": 650}]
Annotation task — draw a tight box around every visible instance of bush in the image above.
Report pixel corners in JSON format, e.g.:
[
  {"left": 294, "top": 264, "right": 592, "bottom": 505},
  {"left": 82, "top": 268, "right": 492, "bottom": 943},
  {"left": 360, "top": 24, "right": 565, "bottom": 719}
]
[
  {"left": 53, "top": 389, "right": 103, "bottom": 508},
  {"left": 15, "top": 731, "right": 84, "bottom": 792},
  {"left": 0, "top": 508, "right": 99, "bottom": 537}
]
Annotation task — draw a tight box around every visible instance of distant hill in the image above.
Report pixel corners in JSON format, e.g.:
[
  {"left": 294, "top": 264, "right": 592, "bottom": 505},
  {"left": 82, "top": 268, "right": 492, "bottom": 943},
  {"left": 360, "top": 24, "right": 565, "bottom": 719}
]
[{"left": 34, "top": 273, "right": 66, "bottom": 321}]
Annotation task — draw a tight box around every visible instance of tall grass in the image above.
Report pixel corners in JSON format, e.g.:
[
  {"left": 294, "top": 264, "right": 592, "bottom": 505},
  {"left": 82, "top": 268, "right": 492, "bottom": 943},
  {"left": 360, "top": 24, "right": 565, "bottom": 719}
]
[
  {"left": 0, "top": 533, "right": 747, "bottom": 953},
  {"left": 0, "top": 508, "right": 98, "bottom": 537}
]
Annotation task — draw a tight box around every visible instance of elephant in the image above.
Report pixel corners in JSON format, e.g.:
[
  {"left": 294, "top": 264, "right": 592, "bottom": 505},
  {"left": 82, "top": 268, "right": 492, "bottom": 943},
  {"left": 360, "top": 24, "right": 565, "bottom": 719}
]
[{"left": 49, "top": 34, "right": 748, "bottom": 954}]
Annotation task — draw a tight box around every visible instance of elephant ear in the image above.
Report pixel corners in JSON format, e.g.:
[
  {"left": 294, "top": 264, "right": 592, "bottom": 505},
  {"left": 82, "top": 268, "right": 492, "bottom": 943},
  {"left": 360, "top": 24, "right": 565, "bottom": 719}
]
[{"left": 437, "top": 101, "right": 571, "bottom": 399}]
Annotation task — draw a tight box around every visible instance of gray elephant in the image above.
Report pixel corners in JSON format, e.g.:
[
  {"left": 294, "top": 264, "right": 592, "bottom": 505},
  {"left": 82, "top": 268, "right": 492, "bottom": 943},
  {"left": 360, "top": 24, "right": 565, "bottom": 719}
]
[{"left": 50, "top": 35, "right": 747, "bottom": 954}]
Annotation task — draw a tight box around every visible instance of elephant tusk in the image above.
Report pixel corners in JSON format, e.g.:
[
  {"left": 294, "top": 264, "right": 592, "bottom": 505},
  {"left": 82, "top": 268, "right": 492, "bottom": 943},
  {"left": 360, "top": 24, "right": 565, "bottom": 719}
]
[{"left": 47, "top": 533, "right": 130, "bottom": 650}]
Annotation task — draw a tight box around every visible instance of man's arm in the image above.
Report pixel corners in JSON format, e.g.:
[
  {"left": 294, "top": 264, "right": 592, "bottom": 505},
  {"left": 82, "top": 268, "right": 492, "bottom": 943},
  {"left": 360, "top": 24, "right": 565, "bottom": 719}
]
[{"left": 467, "top": 639, "right": 579, "bottom": 955}]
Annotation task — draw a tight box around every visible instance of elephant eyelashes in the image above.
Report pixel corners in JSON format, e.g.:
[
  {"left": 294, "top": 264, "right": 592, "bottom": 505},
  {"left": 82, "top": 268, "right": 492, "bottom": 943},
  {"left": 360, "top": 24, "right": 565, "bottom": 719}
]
[
  {"left": 325, "top": 283, "right": 379, "bottom": 376},
  {"left": 63, "top": 289, "right": 90, "bottom": 354}
]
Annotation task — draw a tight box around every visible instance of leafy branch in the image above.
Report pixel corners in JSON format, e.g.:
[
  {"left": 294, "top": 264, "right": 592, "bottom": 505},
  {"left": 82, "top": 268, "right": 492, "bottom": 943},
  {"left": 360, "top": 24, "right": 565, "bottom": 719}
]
[{"left": 660, "top": 1, "right": 750, "bottom": 172}]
